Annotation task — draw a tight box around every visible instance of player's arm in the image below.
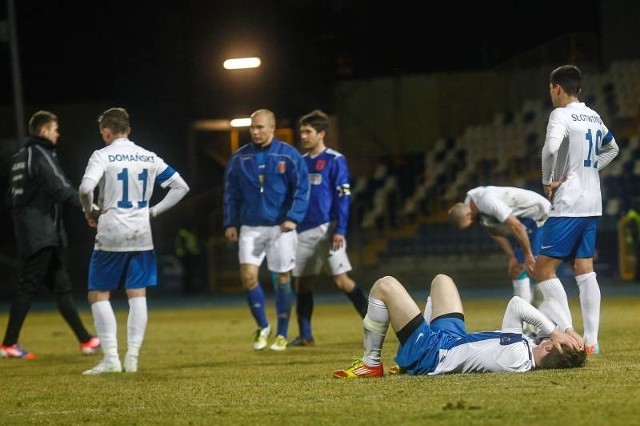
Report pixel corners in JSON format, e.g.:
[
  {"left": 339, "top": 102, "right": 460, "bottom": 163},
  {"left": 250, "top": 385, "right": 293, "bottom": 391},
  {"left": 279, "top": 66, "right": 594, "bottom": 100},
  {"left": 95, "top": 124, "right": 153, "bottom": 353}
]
[
  {"left": 149, "top": 172, "right": 189, "bottom": 218},
  {"left": 285, "top": 153, "right": 310, "bottom": 226},
  {"left": 541, "top": 136, "right": 560, "bottom": 186},
  {"left": 597, "top": 133, "right": 619, "bottom": 170},
  {"left": 502, "top": 296, "right": 581, "bottom": 353},
  {"left": 541, "top": 113, "right": 564, "bottom": 184},
  {"left": 79, "top": 177, "right": 97, "bottom": 212},
  {"left": 79, "top": 177, "right": 101, "bottom": 227},
  {"left": 332, "top": 156, "right": 351, "bottom": 249},
  {"left": 504, "top": 215, "right": 535, "bottom": 274},
  {"left": 333, "top": 156, "right": 351, "bottom": 236},
  {"left": 502, "top": 296, "right": 555, "bottom": 335},
  {"left": 541, "top": 111, "right": 565, "bottom": 198}
]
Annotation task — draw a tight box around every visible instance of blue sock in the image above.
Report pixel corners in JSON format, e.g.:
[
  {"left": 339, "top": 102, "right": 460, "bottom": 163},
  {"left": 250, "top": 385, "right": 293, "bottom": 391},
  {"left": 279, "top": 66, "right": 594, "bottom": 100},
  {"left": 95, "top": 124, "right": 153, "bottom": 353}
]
[
  {"left": 246, "top": 285, "right": 268, "bottom": 329},
  {"left": 296, "top": 291, "right": 314, "bottom": 340},
  {"left": 274, "top": 280, "right": 293, "bottom": 337}
]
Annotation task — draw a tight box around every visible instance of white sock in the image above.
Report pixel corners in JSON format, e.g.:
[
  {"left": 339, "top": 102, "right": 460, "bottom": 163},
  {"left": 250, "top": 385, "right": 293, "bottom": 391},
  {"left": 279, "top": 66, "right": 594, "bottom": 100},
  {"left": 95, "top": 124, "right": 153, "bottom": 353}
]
[
  {"left": 127, "top": 297, "right": 148, "bottom": 358},
  {"left": 423, "top": 296, "right": 432, "bottom": 323},
  {"left": 362, "top": 297, "right": 388, "bottom": 366},
  {"left": 576, "top": 272, "right": 600, "bottom": 346},
  {"left": 512, "top": 276, "right": 532, "bottom": 304},
  {"left": 91, "top": 301, "right": 119, "bottom": 363},
  {"left": 537, "top": 278, "right": 573, "bottom": 334}
]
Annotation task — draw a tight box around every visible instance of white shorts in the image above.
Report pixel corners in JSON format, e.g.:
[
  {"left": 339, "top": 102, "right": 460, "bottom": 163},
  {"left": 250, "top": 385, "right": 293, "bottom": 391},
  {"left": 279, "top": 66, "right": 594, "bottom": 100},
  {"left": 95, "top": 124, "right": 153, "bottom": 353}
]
[
  {"left": 293, "top": 222, "right": 352, "bottom": 277},
  {"left": 238, "top": 225, "right": 297, "bottom": 273}
]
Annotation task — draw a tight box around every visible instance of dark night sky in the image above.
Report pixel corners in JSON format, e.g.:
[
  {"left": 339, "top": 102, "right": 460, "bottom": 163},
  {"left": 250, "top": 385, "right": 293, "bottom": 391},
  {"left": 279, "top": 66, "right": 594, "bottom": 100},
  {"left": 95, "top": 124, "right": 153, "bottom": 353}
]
[{"left": 1, "top": 0, "right": 601, "bottom": 119}]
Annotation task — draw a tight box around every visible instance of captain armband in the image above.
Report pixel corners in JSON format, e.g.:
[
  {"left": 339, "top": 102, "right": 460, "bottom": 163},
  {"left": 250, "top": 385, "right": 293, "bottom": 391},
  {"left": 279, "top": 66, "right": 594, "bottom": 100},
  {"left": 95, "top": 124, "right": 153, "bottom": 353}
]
[{"left": 336, "top": 184, "right": 351, "bottom": 196}]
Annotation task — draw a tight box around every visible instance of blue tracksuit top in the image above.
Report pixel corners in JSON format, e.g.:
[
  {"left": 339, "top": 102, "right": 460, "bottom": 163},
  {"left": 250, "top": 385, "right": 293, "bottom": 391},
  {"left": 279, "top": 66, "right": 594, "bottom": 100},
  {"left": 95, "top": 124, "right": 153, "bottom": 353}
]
[
  {"left": 297, "top": 148, "right": 351, "bottom": 236},
  {"left": 223, "top": 138, "right": 310, "bottom": 228}
]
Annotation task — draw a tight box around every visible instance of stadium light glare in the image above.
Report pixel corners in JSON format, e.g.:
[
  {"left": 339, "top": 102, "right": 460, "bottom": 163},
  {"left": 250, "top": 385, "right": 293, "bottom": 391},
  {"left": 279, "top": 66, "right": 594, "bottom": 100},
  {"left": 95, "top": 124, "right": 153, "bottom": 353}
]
[
  {"left": 230, "top": 118, "right": 251, "bottom": 127},
  {"left": 223, "top": 57, "right": 261, "bottom": 70}
]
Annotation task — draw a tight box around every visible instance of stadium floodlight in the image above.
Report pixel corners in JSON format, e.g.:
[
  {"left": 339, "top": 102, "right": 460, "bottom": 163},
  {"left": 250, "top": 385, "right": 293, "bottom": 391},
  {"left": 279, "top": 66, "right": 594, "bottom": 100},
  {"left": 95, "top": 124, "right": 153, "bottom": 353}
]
[
  {"left": 230, "top": 117, "right": 251, "bottom": 127},
  {"left": 223, "top": 57, "right": 261, "bottom": 70}
]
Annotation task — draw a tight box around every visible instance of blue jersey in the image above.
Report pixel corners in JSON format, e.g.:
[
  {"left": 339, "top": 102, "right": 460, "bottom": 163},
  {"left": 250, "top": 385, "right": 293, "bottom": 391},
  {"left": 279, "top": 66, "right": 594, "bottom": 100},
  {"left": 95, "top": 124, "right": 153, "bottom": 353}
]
[
  {"left": 298, "top": 148, "right": 351, "bottom": 235},
  {"left": 223, "top": 138, "right": 310, "bottom": 228}
]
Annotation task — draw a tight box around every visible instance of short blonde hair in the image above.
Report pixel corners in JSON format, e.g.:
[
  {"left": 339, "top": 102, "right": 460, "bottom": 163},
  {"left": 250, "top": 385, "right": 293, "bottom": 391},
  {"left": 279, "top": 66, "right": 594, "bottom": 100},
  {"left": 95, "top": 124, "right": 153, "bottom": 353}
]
[{"left": 448, "top": 202, "right": 468, "bottom": 227}]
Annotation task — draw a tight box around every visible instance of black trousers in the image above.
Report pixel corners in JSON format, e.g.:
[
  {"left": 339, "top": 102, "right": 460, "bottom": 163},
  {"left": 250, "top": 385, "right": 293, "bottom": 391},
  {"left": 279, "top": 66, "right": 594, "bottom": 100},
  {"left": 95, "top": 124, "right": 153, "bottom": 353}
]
[{"left": 2, "top": 246, "right": 91, "bottom": 346}]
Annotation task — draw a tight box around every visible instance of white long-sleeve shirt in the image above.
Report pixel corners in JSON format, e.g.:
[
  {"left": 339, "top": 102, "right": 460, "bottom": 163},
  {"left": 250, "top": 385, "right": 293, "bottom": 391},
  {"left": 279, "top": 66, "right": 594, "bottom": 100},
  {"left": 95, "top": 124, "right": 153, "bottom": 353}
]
[
  {"left": 541, "top": 101, "right": 618, "bottom": 217},
  {"left": 430, "top": 297, "right": 556, "bottom": 375},
  {"left": 466, "top": 186, "right": 550, "bottom": 235},
  {"left": 79, "top": 138, "right": 189, "bottom": 251}
]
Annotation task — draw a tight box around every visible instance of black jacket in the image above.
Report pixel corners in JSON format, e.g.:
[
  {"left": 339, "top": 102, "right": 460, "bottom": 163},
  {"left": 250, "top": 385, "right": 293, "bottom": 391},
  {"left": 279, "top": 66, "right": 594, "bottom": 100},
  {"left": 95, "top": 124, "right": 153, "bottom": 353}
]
[{"left": 10, "top": 136, "right": 81, "bottom": 257}]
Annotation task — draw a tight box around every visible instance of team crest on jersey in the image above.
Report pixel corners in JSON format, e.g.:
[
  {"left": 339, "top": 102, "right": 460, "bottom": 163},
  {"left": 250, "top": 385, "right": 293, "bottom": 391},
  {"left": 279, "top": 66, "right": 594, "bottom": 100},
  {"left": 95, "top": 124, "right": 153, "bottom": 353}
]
[
  {"left": 315, "top": 160, "right": 326, "bottom": 171},
  {"left": 499, "top": 333, "right": 522, "bottom": 345},
  {"left": 278, "top": 161, "right": 286, "bottom": 173},
  {"left": 309, "top": 173, "right": 322, "bottom": 185}
]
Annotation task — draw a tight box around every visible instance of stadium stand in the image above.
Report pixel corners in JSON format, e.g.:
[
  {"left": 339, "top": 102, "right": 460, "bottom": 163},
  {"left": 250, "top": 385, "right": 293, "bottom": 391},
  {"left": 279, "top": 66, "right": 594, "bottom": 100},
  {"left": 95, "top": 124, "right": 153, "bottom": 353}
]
[{"left": 350, "top": 59, "right": 640, "bottom": 265}]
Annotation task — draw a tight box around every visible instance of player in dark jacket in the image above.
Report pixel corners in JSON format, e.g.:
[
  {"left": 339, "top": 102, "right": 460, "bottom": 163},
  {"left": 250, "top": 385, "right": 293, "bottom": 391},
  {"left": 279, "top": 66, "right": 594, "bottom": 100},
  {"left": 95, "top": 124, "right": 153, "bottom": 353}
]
[{"left": 0, "top": 110, "right": 99, "bottom": 360}]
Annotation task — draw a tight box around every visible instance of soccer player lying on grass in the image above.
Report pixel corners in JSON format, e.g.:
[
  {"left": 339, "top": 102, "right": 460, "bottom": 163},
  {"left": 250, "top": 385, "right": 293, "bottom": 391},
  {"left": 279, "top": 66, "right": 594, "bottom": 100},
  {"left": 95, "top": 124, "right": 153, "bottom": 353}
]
[{"left": 333, "top": 274, "right": 586, "bottom": 378}]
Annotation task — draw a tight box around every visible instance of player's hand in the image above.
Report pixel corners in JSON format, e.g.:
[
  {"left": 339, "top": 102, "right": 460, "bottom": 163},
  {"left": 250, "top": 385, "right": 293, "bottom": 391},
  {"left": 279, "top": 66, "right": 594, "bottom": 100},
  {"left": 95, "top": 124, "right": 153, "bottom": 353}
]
[
  {"left": 84, "top": 213, "right": 98, "bottom": 228},
  {"left": 225, "top": 227, "right": 238, "bottom": 242},
  {"left": 84, "top": 204, "right": 101, "bottom": 228},
  {"left": 524, "top": 253, "right": 536, "bottom": 276},
  {"left": 331, "top": 234, "right": 345, "bottom": 251},
  {"left": 281, "top": 220, "right": 297, "bottom": 232},
  {"left": 549, "top": 328, "right": 582, "bottom": 353},
  {"left": 564, "top": 327, "right": 584, "bottom": 350},
  {"left": 543, "top": 178, "right": 567, "bottom": 201}
]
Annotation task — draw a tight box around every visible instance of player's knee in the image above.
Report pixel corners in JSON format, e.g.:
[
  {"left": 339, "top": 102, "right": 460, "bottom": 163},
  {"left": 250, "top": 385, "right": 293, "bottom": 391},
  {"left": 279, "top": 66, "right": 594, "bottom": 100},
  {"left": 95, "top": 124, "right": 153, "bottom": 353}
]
[
  {"left": 371, "top": 275, "right": 401, "bottom": 297},
  {"left": 430, "top": 274, "right": 461, "bottom": 306},
  {"left": 430, "top": 274, "right": 455, "bottom": 291},
  {"left": 240, "top": 272, "right": 258, "bottom": 289},
  {"left": 332, "top": 273, "right": 354, "bottom": 291}
]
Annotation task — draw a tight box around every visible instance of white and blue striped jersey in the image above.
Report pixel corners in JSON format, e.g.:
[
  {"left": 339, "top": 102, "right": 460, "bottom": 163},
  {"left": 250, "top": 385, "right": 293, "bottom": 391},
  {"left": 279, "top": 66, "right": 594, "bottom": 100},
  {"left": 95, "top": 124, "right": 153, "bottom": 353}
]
[
  {"left": 542, "top": 101, "right": 617, "bottom": 217},
  {"left": 81, "top": 138, "right": 182, "bottom": 251}
]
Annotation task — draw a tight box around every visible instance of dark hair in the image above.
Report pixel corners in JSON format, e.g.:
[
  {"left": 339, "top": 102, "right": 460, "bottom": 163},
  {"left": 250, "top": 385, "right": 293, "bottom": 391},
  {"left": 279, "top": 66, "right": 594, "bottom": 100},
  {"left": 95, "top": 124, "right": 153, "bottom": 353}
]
[
  {"left": 538, "top": 347, "right": 587, "bottom": 369},
  {"left": 299, "top": 109, "right": 330, "bottom": 134},
  {"left": 98, "top": 107, "right": 130, "bottom": 134},
  {"left": 28, "top": 110, "right": 58, "bottom": 136},
  {"left": 550, "top": 65, "right": 582, "bottom": 97}
]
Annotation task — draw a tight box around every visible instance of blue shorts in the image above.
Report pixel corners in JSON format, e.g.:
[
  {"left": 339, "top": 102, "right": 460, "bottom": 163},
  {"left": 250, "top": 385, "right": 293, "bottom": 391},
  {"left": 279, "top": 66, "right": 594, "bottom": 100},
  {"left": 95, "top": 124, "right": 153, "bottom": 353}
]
[
  {"left": 514, "top": 218, "right": 544, "bottom": 263},
  {"left": 88, "top": 250, "right": 158, "bottom": 291},
  {"left": 394, "top": 315, "right": 467, "bottom": 375},
  {"left": 540, "top": 217, "right": 598, "bottom": 260}
]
